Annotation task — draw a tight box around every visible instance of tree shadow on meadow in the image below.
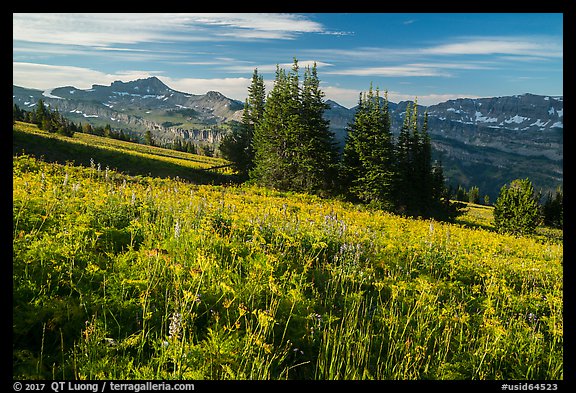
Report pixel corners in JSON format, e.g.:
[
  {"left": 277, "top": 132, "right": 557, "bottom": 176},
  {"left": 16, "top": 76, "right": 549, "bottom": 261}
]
[{"left": 13, "top": 129, "right": 238, "bottom": 186}]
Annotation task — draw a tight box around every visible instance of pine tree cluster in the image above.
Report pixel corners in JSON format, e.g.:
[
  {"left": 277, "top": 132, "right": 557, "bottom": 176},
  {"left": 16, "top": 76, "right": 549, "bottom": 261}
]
[
  {"left": 14, "top": 100, "right": 78, "bottom": 137},
  {"left": 341, "top": 86, "right": 455, "bottom": 219},
  {"left": 249, "top": 59, "right": 339, "bottom": 196},
  {"left": 13, "top": 100, "right": 138, "bottom": 143},
  {"left": 221, "top": 59, "right": 459, "bottom": 220}
]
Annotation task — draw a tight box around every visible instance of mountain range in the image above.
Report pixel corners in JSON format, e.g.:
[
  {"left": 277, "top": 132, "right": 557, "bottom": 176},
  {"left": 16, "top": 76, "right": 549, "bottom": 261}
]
[{"left": 13, "top": 77, "right": 563, "bottom": 200}]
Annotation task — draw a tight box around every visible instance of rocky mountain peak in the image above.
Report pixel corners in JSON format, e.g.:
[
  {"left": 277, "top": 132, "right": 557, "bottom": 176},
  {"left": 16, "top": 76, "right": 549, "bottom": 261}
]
[
  {"left": 205, "top": 91, "right": 226, "bottom": 100},
  {"left": 110, "top": 76, "right": 172, "bottom": 95}
]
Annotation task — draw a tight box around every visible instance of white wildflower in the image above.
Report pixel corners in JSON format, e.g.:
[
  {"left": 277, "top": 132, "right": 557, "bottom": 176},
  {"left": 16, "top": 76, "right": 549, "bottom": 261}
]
[{"left": 168, "top": 312, "right": 182, "bottom": 340}]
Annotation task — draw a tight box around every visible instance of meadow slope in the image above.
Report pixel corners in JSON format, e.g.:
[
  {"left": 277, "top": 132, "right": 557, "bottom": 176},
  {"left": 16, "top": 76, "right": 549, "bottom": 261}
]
[
  {"left": 13, "top": 121, "right": 235, "bottom": 185},
  {"left": 13, "top": 151, "right": 563, "bottom": 380}
]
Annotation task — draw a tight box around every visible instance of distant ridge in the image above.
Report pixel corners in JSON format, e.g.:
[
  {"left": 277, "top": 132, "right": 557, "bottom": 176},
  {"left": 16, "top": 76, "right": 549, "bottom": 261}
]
[{"left": 13, "top": 78, "right": 562, "bottom": 199}]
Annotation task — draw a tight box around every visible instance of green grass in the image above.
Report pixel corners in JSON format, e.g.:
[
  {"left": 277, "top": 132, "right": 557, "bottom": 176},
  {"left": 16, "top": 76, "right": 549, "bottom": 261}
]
[
  {"left": 454, "top": 202, "right": 496, "bottom": 230},
  {"left": 13, "top": 150, "right": 563, "bottom": 380},
  {"left": 455, "top": 201, "right": 562, "bottom": 244},
  {"left": 13, "top": 121, "right": 236, "bottom": 185}
]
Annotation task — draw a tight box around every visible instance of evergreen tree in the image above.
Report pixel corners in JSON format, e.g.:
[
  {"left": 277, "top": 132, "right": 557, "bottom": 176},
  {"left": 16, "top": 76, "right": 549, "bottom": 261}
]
[
  {"left": 13, "top": 103, "right": 23, "bottom": 123},
  {"left": 341, "top": 85, "right": 395, "bottom": 208},
  {"left": 14, "top": 101, "right": 78, "bottom": 136},
  {"left": 35, "top": 99, "right": 49, "bottom": 129},
  {"left": 220, "top": 68, "right": 266, "bottom": 179},
  {"left": 412, "top": 109, "right": 434, "bottom": 214},
  {"left": 251, "top": 64, "right": 293, "bottom": 189},
  {"left": 41, "top": 116, "right": 53, "bottom": 132},
  {"left": 542, "top": 186, "right": 563, "bottom": 229},
  {"left": 430, "top": 161, "right": 446, "bottom": 203},
  {"left": 394, "top": 101, "right": 456, "bottom": 218},
  {"left": 468, "top": 186, "right": 480, "bottom": 204},
  {"left": 251, "top": 59, "right": 338, "bottom": 194},
  {"left": 455, "top": 185, "right": 468, "bottom": 202},
  {"left": 428, "top": 160, "right": 462, "bottom": 221},
  {"left": 82, "top": 123, "right": 93, "bottom": 135},
  {"left": 247, "top": 68, "right": 266, "bottom": 126},
  {"left": 394, "top": 102, "right": 418, "bottom": 213},
  {"left": 144, "top": 130, "right": 154, "bottom": 146},
  {"left": 340, "top": 92, "right": 367, "bottom": 201},
  {"left": 493, "top": 178, "right": 542, "bottom": 235},
  {"left": 185, "top": 141, "right": 196, "bottom": 154},
  {"left": 283, "top": 58, "right": 304, "bottom": 189},
  {"left": 296, "top": 62, "right": 339, "bottom": 194},
  {"left": 218, "top": 116, "right": 248, "bottom": 173}
]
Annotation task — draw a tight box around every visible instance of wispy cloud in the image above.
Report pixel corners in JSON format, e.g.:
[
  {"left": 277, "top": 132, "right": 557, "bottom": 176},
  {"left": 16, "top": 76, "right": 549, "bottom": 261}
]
[
  {"left": 222, "top": 60, "right": 333, "bottom": 74},
  {"left": 307, "top": 35, "right": 561, "bottom": 80},
  {"left": 306, "top": 35, "right": 562, "bottom": 65},
  {"left": 13, "top": 41, "right": 193, "bottom": 65},
  {"left": 421, "top": 37, "right": 562, "bottom": 58},
  {"left": 13, "top": 13, "right": 333, "bottom": 47},
  {"left": 324, "top": 65, "right": 452, "bottom": 78},
  {"left": 13, "top": 14, "right": 169, "bottom": 47},
  {"left": 188, "top": 13, "right": 326, "bottom": 39},
  {"left": 326, "top": 61, "right": 493, "bottom": 78}
]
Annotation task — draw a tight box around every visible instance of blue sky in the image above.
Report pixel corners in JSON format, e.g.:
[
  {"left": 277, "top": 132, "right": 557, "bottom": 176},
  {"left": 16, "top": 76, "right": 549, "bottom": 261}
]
[{"left": 13, "top": 13, "right": 563, "bottom": 107}]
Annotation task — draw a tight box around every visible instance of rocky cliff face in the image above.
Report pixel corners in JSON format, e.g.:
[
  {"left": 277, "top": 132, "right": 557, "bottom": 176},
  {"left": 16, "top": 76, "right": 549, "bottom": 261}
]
[{"left": 423, "top": 94, "right": 563, "bottom": 161}]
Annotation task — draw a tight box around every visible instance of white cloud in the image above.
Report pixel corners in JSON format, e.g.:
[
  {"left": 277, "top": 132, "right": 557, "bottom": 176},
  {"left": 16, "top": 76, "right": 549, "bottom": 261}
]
[
  {"left": 306, "top": 36, "right": 562, "bottom": 66},
  {"left": 387, "top": 92, "right": 482, "bottom": 107},
  {"left": 407, "top": 62, "right": 494, "bottom": 70},
  {"left": 223, "top": 60, "right": 333, "bottom": 74},
  {"left": 12, "top": 61, "right": 253, "bottom": 101},
  {"left": 422, "top": 37, "right": 562, "bottom": 58},
  {"left": 12, "top": 62, "right": 142, "bottom": 90},
  {"left": 162, "top": 76, "right": 252, "bottom": 100},
  {"left": 325, "top": 65, "right": 452, "bottom": 78},
  {"left": 322, "top": 86, "right": 363, "bottom": 108},
  {"left": 13, "top": 14, "right": 171, "bottom": 47},
  {"left": 13, "top": 13, "right": 330, "bottom": 47},
  {"left": 322, "top": 85, "right": 481, "bottom": 108},
  {"left": 191, "top": 13, "right": 325, "bottom": 38}
]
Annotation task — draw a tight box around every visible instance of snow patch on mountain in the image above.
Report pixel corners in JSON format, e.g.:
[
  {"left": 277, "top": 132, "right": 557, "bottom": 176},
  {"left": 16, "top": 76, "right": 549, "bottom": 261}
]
[
  {"left": 43, "top": 89, "right": 64, "bottom": 99},
  {"left": 504, "top": 115, "right": 529, "bottom": 124},
  {"left": 530, "top": 119, "right": 549, "bottom": 127},
  {"left": 474, "top": 111, "right": 498, "bottom": 123}
]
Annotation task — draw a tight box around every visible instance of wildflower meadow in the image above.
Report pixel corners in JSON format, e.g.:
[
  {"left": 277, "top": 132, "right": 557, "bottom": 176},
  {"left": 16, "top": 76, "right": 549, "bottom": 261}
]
[{"left": 13, "top": 152, "right": 562, "bottom": 380}]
